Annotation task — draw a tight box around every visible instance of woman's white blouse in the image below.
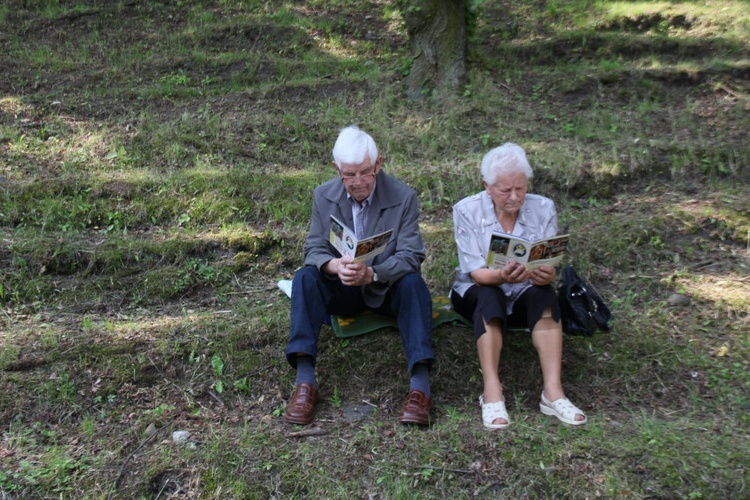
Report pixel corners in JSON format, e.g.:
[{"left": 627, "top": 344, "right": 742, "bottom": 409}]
[{"left": 451, "top": 191, "right": 558, "bottom": 313}]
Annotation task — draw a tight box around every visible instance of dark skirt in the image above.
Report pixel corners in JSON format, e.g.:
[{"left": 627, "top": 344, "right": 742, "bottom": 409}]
[{"left": 451, "top": 284, "right": 561, "bottom": 341}]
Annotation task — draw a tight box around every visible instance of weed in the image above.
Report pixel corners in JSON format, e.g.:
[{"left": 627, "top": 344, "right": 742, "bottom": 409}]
[
  {"left": 146, "top": 403, "right": 176, "bottom": 418},
  {"left": 233, "top": 376, "right": 251, "bottom": 394},
  {"left": 329, "top": 386, "right": 342, "bottom": 408}
]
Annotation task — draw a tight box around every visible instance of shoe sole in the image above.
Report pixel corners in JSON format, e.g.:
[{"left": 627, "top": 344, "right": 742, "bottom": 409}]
[
  {"left": 399, "top": 416, "right": 430, "bottom": 426},
  {"left": 483, "top": 421, "right": 510, "bottom": 429},
  {"left": 539, "top": 404, "right": 587, "bottom": 426},
  {"left": 283, "top": 415, "right": 314, "bottom": 425}
]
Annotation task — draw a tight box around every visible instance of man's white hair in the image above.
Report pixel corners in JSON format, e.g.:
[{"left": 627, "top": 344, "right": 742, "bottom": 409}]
[
  {"left": 332, "top": 125, "right": 379, "bottom": 167},
  {"left": 481, "top": 143, "right": 534, "bottom": 185}
]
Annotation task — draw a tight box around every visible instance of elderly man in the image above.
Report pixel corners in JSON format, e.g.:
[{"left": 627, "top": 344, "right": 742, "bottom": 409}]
[{"left": 284, "top": 125, "right": 434, "bottom": 426}]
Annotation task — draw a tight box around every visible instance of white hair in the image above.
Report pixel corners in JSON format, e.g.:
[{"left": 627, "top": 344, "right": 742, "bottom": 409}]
[
  {"left": 331, "top": 125, "right": 378, "bottom": 167},
  {"left": 481, "top": 143, "right": 534, "bottom": 185}
]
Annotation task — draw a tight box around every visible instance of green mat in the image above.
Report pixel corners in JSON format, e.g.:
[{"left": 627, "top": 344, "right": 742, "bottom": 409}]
[{"left": 331, "top": 295, "right": 471, "bottom": 338}]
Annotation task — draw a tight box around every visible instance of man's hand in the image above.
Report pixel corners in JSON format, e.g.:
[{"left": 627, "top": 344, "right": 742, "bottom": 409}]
[
  {"left": 336, "top": 256, "right": 370, "bottom": 287},
  {"left": 529, "top": 265, "right": 556, "bottom": 286}
]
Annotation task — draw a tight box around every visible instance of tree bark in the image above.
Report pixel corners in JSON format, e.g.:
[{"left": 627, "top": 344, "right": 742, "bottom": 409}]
[{"left": 398, "top": 0, "right": 468, "bottom": 99}]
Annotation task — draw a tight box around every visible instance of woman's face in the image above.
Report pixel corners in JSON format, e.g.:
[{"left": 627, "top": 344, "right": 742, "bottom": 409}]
[{"left": 484, "top": 171, "right": 528, "bottom": 217}]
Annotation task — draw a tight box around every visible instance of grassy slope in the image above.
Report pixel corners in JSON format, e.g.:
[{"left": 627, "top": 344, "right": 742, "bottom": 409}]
[{"left": 1, "top": 0, "right": 749, "bottom": 497}]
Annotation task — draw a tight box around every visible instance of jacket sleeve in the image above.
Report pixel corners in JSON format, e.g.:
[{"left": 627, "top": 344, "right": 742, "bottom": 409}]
[
  {"left": 302, "top": 192, "right": 337, "bottom": 271},
  {"left": 371, "top": 189, "right": 425, "bottom": 283}
]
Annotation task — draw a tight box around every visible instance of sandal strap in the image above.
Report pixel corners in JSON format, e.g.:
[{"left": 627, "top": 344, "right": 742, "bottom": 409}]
[
  {"left": 548, "top": 399, "right": 580, "bottom": 417},
  {"left": 541, "top": 393, "right": 585, "bottom": 420},
  {"left": 479, "top": 395, "right": 509, "bottom": 425}
]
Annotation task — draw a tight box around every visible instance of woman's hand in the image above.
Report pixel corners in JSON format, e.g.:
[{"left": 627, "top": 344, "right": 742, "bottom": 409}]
[
  {"left": 529, "top": 265, "right": 556, "bottom": 286},
  {"left": 500, "top": 261, "right": 529, "bottom": 284}
]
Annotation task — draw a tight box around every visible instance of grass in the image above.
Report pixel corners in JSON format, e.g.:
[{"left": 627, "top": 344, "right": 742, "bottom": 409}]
[{"left": 1, "top": 0, "right": 749, "bottom": 497}]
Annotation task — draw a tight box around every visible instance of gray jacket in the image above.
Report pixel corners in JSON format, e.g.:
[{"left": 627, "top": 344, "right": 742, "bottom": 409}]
[{"left": 303, "top": 170, "right": 425, "bottom": 308}]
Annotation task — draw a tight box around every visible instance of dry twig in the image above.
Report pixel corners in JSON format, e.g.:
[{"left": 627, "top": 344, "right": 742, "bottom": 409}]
[{"left": 288, "top": 428, "right": 328, "bottom": 438}]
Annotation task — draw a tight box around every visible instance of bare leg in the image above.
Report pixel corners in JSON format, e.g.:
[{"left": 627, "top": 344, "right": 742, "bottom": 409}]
[
  {"left": 532, "top": 307, "right": 584, "bottom": 422},
  {"left": 477, "top": 318, "right": 507, "bottom": 426}
]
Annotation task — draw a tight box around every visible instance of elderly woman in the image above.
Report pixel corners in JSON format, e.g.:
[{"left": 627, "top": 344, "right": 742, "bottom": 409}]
[{"left": 451, "top": 143, "right": 587, "bottom": 428}]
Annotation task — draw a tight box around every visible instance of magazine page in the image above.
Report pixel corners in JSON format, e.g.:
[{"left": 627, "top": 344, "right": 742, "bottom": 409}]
[
  {"left": 486, "top": 233, "right": 569, "bottom": 270},
  {"left": 329, "top": 215, "right": 393, "bottom": 262},
  {"left": 329, "top": 215, "right": 355, "bottom": 258}
]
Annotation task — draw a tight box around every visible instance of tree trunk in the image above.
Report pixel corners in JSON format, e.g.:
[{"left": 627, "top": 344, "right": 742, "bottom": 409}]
[{"left": 398, "top": 0, "right": 468, "bottom": 99}]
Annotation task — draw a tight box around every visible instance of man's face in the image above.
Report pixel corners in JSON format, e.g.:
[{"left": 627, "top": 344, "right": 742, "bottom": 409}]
[{"left": 335, "top": 156, "right": 382, "bottom": 202}]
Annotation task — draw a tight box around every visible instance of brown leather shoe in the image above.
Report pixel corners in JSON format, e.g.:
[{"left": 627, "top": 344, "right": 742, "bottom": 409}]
[
  {"left": 399, "top": 389, "right": 431, "bottom": 426},
  {"left": 284, "top": 383, "right": 319, "bottom": 425}
]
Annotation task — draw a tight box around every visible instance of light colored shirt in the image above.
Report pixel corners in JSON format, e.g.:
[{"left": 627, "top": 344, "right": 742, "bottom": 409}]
[
  {"left": 451, "top": 191, "right": 558, "bottom": 313},
  {"left": 348, "top": 183, "right": 376, "bottom": 239}
]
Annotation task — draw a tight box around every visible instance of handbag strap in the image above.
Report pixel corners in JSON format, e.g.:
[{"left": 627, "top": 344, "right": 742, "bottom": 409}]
[{"left": 560, "top": 230, "right": 608, "bottom": 302}]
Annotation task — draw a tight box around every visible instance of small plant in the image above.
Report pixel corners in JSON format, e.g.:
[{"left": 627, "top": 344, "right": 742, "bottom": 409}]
[
  {"left": 650, "top": 235, "right": 664, "bottom": 249},
  {"left": 103, "top": 211, "right": 126, "bottom": 235},
  {"left": 233, "top": 377, "right": 251, "bottom": 394},
  {"left": 189, "top": 350, "right": 198, "bottom": 364},
  {"left": 80, "top": 415, "right": 96, "bottom": 438},
  {"left": 329, "top": 386, "right": 342, "bottom": 408},
  {"left": 145, "top": 403, "right": 175, "bottom": 418},
  {"left": 160, "top": 70, "right": 191, "bottom": 87},
  {"left": 178, "top": 213, "right": 191, "bottom": 227},
  {"left": 211, "top": 354, "right": 225, "bottom": 393},
  {"left": 529, "top": 83, "right": 545, "bottom": 102},
  {"left": 0, "top": 469, "right": 18, "bottom": 492}
]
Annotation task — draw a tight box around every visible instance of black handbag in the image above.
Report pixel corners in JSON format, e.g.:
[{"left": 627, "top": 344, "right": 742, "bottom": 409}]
[{"left": 557, "top": 265, "right": 612, "bottom": 336}]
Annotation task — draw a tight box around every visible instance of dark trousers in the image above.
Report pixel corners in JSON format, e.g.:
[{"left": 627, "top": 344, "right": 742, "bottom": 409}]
[
  {"left": 286, "top": 266, "right": 434, "bottom": 375},
  {"left": 451, "top": 284, "right": 560, "bottom": 341}
]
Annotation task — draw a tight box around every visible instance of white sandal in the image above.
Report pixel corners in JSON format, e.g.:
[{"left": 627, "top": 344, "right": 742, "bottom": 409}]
[
  {"left": 540, "top": 392, "right": 587, "bottom": 426},
  {"left": 479, "top": 395, "right": 510, "bottom": 429}
]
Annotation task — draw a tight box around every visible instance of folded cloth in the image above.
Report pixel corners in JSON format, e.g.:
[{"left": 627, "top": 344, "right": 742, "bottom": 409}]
[
  {"left": 278, "top": 279, "right": 293, "bottom": 298},
  {"left": 331, "top": 296, "right": 471, "bottom": 338},
  {"left": 277, "top": 281, "right": 470, "bottom": 338}
]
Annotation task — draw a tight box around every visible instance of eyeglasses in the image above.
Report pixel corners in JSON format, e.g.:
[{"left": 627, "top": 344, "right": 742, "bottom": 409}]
[{"left": 339, "top": 169, "right": 376, "bottom": 184}]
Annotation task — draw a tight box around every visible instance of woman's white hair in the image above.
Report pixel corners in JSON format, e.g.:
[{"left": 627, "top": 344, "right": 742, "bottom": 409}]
[
  {"left": 331, "top": 125, "right": 378, "bottom": 167},
  {"left": 481, "top": 143, "right": 534, "bottom": 185}
]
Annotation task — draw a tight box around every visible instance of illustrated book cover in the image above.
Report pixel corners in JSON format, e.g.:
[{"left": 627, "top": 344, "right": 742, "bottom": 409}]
[
  {"left": 486, "top": 233, "right": 569, "bottom": 270},
  {"left": 329, "top": 215, "right": 393, "bottom": 262}
]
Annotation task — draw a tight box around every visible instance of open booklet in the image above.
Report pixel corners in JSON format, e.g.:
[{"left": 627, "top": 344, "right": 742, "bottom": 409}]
[
  {"left": 486, "top": 233, "right": 570, "bottom": 270},
  {"left": 329, "top": 215, "right": 393, "bottom": 262}
]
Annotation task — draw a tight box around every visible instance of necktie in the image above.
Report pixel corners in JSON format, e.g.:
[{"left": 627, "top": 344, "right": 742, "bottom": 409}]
[{"left": 354, "top": 200, "right": 368, "bottom": 239}]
